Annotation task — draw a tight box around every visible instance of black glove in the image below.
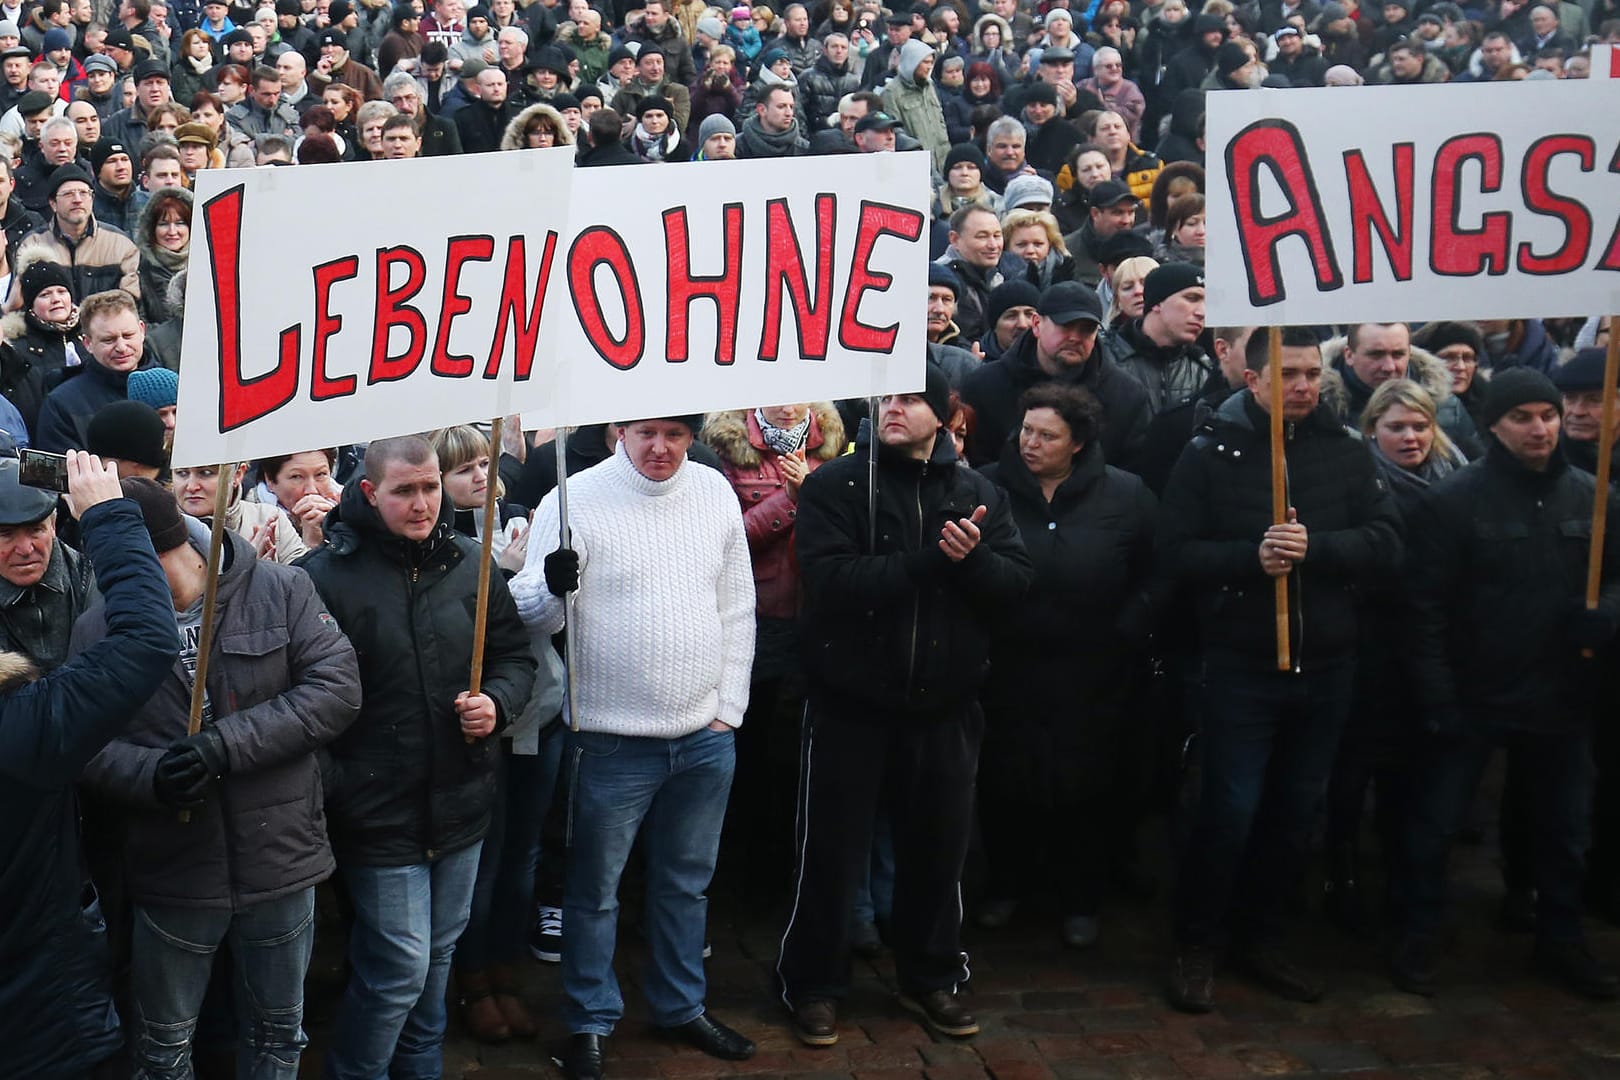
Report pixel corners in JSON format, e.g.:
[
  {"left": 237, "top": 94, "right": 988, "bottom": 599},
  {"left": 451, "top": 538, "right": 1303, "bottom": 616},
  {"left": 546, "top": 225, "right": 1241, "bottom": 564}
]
[
  {"left": 544, "top": 548, "right": 580, "bottom": 597},
  {"left": 1566, "top": 601, "right": 1618, "bottom": 651},
  {"left": 152, "top": 729, "right": 230, "bottom": 810}
]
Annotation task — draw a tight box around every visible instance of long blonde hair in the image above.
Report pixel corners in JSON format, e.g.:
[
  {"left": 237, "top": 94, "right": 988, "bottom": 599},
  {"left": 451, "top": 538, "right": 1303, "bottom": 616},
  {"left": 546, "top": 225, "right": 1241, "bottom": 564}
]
[
  {"left": 1107, "top": 255, "right": 1159, "bottom": 323},
  {"left": 428, "top": 425, "right": 505, "bottom": 499},
  {"left": 1360, "top": 379, "right": 1460, "bottom": 466}
]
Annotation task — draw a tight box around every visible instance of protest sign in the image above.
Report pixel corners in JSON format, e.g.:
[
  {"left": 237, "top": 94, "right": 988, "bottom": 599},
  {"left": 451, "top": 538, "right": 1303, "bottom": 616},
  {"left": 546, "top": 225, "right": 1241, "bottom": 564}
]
[
  {"left": 173, "top": 151, "right": 931, "bottom": 467},
  {"left": 1595, "top": 44, "right": 1618, "bottom": 79},
  {"left": 171, "top": 148, "right": 577, "bottom": 468},
  {"left": 1204, "top": 80, "right": 1620, "bottom": 326},
  {"left": 523, "top": 152, "right": 931, "bottom": 430}
]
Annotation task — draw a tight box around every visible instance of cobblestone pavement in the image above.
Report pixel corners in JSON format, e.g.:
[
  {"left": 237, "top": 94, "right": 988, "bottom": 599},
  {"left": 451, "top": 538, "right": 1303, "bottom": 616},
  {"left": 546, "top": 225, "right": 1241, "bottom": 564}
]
[{"left": 298, "top": 823, "right": 1620, "bottom": 1079}]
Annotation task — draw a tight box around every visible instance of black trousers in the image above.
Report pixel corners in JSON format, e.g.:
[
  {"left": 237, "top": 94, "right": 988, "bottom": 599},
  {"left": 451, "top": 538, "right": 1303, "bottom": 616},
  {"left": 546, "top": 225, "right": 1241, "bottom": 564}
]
[{"left": 775, "top": 699, "right": 982, "bottom": 1006}]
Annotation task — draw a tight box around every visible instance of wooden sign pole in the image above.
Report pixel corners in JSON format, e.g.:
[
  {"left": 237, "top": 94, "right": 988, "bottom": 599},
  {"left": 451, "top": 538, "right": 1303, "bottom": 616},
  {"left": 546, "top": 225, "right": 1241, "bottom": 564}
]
[
  {"left": 1269, "top": 327, "right": 1291, "bottom": 673},
  {"left": 181, "top": 462, "right": 235, "bottom": 823},
  {"left": 1582, "top": 330, "right": 1620, "bottom": 657},
  {"left": 466, "top": 417, "right": 503, "bottom": 740}
]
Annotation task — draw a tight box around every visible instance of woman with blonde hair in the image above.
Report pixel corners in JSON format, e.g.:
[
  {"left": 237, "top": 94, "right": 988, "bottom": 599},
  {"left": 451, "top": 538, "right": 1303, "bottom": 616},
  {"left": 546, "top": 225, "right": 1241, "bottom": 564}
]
[
  {"left": 428, "top": 424, "right": 529, "bottom": 567},
  {"left": 1002, "top": 208, "right": 1073, "bottom": 289},
  {"left": 1106, "top": 254, "right": 1159, "bottom": 329}
]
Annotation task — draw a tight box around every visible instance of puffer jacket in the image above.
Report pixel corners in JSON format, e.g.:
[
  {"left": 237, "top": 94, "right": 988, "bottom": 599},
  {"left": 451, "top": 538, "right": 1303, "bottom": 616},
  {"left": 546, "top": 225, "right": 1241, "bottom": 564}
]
[
  {"left": 77, "top": 527, "right": 362, "bottom": 909},
  {"left": 498, "top": 102, "right": 576, "bottom": 150},
  {"left": 793, "top": 426, "right": 1033, "bottom": 717},
  {"left": 1102, "top": 316, "right": 1216, "bottom": 415},
  {"left": 798, "top": 52, "right": 858, "bottom": 132},
  {"left": 12, "top": 214, "right": 141, "bottom": 306},
  {"left": 297, "top": 481, "right": 536, "bottom": 866},
  {"left": 1408, "top": 440, "right": 1620, "bottom": 732},
  {"left": 1157, "top": 389, "right": 1401, "bottom": 672},
  {"left": 0, "top": 500, "right": 178, "bottom": 1080},
  {"left": 702, "top": 404, "right": 845, "bottom": 619}
]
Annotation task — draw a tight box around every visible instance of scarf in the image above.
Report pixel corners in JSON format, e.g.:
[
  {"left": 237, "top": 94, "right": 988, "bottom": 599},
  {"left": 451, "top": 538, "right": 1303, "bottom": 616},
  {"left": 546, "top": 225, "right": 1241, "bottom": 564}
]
[
  {"left": 26, "top": 305, "right": 79, "bottom": 336},
  {"left": 756, "top": 408, "right": 810, "bottom": 455},
  {"left": 737, "top": 113, "right": 801, "bottom": 157},
  {"left": 1370, "top": 438, "right": 1460, "bottom": 497},
  {"left": 185, "top": 52, "right": 213, "bottom": 75},
  {"left": 630, "top": 121, "right": 670, "bottom": 161}
]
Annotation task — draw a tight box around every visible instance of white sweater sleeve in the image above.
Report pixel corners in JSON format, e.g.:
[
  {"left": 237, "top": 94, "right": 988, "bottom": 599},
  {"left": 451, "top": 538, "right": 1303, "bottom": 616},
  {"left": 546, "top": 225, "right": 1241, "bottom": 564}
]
[
  {"left": 714, "top": 498, "right": 757, "bottom": 728},
  {"left": 509, "top": 489, "right": 570, "bottom": 636}
]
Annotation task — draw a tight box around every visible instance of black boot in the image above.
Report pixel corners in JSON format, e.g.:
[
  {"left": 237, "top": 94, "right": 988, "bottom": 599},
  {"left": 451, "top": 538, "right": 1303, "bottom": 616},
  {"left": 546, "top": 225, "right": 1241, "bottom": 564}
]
[{"left": 551, "top": 1033, "right": 606, "bottom": 1080}]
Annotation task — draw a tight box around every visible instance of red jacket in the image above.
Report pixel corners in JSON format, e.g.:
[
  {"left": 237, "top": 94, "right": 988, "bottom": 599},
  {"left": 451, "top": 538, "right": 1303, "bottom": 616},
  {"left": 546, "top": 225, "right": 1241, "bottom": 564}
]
[{"left": 703, "top": 404, "right": 845, "bottom": 620}]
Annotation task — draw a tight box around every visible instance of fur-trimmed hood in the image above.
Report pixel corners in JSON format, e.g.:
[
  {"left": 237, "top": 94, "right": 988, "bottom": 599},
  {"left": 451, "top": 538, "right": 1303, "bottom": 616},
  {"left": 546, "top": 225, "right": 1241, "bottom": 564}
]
[
  {"left": 0, "top": 649, "right": 39, "bottom": 691},
  {"left": 1322, "top": 334, "right": 1453, "bottom": 407},
  {"left": 972, "top": 12, "right": 1012, "bottom": 46},
  {"left": 702, "top": 403, "right": 845, "bottom": 469},
  {"left": 499, "top": 102, "right": 577, "bottom": 151}
]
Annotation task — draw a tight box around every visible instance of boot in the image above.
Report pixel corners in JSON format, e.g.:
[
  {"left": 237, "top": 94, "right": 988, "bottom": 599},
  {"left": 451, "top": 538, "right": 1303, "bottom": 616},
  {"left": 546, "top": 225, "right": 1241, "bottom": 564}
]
[
  {"left": 456, "top": 969, "right": 511, "bottom": 1044},
  {"left": 489, "top": 964, "right": 537, "bottom": 1039}
]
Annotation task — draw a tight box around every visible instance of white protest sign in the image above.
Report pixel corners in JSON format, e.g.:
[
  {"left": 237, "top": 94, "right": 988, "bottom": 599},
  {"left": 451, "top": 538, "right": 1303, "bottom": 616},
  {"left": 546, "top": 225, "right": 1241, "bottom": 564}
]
[
  {"left": 521, "top": 153, "right": 932, "bottom": 430},
  {"left": 1204, "top": 81, "right": 1620, "bottom": 326},
  {"left": 171, "top": 148, "right": 576, "bottom": 468}
]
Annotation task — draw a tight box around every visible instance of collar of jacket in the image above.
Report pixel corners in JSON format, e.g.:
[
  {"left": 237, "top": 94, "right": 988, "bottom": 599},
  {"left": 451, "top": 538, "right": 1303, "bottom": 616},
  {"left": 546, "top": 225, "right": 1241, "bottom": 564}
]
[
  {"left": 1205, "top": 386, "right": 1346, "bottom": 445},
  {"left": 1484, "top": 434, "right": 1568, "bottom": 491},
  {"left": 324, "top": 478, "right": 460, "bottom": 564},
  {"left": 996, "top": 431, "right": 1104, "bottom": 507}
]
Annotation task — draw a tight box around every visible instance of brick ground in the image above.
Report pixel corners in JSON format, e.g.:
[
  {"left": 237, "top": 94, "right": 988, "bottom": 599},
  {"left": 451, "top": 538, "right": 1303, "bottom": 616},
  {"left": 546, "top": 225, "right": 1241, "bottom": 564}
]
[{"left": 296, "top": 810, "right": 1620, "bottom": 1078}]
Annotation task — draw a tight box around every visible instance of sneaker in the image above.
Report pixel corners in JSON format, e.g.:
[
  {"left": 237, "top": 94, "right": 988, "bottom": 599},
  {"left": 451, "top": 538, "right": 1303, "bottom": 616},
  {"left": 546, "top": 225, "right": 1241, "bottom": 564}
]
[
  {"left": 1062, "top": 914, "right": 1100, "bottom": 949},
  {"left": 1535, "top": 940, "right": 1620, "bottom": 1001},
  {"left": 975, "top": 898, "right": 1018, "bottom": 930},
  {"left": 1167, "top": 945, "right": 1215, "bottom": 1013},
  {"left": 1232, "top": 944, "right": 1324, "bottom": 1003},
  {"left": 897, "top": 989, "right": 979, "bottom": 1037},
  {"left": 1390, "top": 934, "right": 1441, "bottom": 997},
  {"left": 530, "top": 905, "right": 562, "bottom": 964}
]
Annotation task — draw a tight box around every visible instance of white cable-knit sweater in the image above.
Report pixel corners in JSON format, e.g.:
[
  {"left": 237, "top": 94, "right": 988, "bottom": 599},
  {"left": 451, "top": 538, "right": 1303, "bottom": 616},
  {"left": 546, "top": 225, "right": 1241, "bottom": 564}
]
[{"left": 510, "top": 444, "right": 756, "bottom": 738}]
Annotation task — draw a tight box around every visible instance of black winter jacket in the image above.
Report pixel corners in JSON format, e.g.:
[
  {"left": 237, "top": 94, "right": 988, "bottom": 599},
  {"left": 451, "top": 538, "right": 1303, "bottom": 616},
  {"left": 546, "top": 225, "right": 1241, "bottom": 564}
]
[
  {"left": 34, "top": 352, "right": 159, "bottom": 453},
  {"left": 0, "top": 501, "right": 179, "bottom": 1080},
  {"left": 77, "top": 529, "right": 362, "bottom": 910},
  {"left": 798, "top": 54, "right": 858, "bottom": 133},
  {"left": 1407, "top": 441, "right": 1620, "bottom": 731},
  {"left": 961, "top": 327, "right": 1151, "bottom": 469},
  {"left": 1157, "top": 390, "right": 1401, "bottom": 671},
  {"left": 794, "top": 429, "right": 1033, "bottom": 717},
  {"left": 298, "top": 483, "right": 536, "bottom": 865}
]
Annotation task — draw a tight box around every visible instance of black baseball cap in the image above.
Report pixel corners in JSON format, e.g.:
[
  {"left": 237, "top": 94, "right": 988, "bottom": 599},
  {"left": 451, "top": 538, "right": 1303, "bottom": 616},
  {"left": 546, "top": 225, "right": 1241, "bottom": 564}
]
[
  {"left": 854, "top": 111, "right": 901, "bottom": 133},
  {"left": 1038, "top": 281, "right": 1104, "bottom": 326},
  {"left": 1088, "top": 178, "right": 1138, "bottom": 208}
]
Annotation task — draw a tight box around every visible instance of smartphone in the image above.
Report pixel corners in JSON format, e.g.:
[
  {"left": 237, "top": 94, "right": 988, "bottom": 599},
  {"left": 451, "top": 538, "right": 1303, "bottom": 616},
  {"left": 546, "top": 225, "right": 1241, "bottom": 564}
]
[{"left": 17, "top": 448, "right": 68, "bottom": 493}]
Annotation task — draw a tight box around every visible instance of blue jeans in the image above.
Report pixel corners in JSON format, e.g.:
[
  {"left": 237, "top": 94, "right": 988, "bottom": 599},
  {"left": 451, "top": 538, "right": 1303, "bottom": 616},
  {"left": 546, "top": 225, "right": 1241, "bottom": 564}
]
[
  {"left": 563, "top": 726, "right": 735, "bottom": 1035},
  {"left": 457, "top": 726, "right": 565, "bottom": 970},
  {"left": 1173, "top": 661, "right": 1353, "bottom": 947},
  {"left": 1401, "top": 726, "right": 1594, "bottom": 944},
  {"left": 130, "top": 887, "right": 315, "bottom": 1080},
  {"left": 325, "top": 842, "right": 482, "bottom": 1080},
  {"left": 852, "top": 812, "right": 895, "bottom": 926}
]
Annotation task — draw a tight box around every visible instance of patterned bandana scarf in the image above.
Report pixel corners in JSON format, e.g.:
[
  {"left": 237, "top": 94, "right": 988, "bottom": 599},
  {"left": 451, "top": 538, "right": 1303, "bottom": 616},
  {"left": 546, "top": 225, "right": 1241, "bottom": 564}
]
[{"left": 756, "top": 408, "right": 810, "bottom": 455}]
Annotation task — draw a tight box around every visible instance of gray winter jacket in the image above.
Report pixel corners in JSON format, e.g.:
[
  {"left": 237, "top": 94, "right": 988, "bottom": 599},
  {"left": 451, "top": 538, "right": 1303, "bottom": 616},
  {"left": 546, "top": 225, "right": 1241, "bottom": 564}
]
[{"left": 77, "top": 525, "right": 362, "bottom": 910}]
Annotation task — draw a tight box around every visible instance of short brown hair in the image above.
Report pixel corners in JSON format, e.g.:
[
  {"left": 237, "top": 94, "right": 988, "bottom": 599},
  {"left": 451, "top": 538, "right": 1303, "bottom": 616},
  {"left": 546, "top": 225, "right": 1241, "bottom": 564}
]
[{"left": 79, "top": 289, "right": 140, "bottom": 335}]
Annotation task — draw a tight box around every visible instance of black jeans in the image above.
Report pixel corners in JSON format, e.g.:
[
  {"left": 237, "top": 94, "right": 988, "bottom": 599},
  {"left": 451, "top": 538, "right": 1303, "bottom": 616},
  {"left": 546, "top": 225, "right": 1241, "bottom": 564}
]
[
  {"left": 1173, "top": 660, "right": 1353, "bottom": 948},
  {"left": 776, "top": 700, "right": 981, "bottom": 1006},
  {"left": 1400, "top": 726, "right": 1593, "bottom": 944}
]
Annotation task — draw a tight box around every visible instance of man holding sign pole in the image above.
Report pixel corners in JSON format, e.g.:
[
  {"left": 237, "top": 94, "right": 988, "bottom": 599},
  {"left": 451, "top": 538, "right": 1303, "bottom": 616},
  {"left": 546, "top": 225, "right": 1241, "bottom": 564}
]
[
  {"left": 1157, "top": 327, "right": 1398, "bottom": 1013},
  {"left": 298, "top": 435, "right": 535, "bottom": 1080}
]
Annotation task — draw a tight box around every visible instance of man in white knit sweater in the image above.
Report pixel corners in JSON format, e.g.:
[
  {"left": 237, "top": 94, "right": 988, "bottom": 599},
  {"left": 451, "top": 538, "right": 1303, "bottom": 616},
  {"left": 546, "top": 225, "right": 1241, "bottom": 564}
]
[{"left": 510, "top": 414, "right": 757, "bottom": 1080}]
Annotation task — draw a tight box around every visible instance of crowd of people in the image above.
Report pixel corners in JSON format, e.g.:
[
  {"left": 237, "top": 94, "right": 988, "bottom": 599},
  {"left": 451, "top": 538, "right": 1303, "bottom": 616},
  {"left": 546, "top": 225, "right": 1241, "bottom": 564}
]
[{"left": 2, "top": 0, "right": 1620, "bottom": 1077}]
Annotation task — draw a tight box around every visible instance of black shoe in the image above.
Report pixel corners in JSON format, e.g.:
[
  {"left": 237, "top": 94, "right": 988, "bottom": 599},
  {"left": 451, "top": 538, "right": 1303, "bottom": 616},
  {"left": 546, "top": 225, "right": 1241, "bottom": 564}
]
[
  {"left": 1535, "top": 940, "right": 1620, "bottom": 1001},
  {"left": 1323, "top": 878, "right": 1366, "bottom": 935},
  {"left": 1167, "top": 945, "right": 1215, "bottom": 1014},
  {"left": 551, "top": 1033, "right": 605, "bottom": 1080},
  {"left": 897, "top": 989, "right": 979, "bottom": 1037},
  {"left": 1390, "top": 934, "right": 1441, "bottom": 997},
  {"left": 1498, "top": 888, "right": 1538, "bottom": 933},
  {"left": 661, "top": 1011, "right": 755, "bottom": 1061},
  {"left": 1233, "top": 945, "right": 1325, "bottom": 1003},
  {"left": 530, "top": 904, "right": 562, "bottom": 964},
  {"left": 791, "top": 999, "right": 839, "bottom": 1047}
]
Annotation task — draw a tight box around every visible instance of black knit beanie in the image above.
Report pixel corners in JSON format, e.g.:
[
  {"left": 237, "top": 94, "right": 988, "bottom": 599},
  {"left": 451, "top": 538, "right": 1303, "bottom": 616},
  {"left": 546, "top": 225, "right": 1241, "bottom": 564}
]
[
  {"left": 120, "top": 476, "right": 189, "bottom": 552},
  {"left": 1482, "top": 368, "right": 1562, "bottom": 429}
]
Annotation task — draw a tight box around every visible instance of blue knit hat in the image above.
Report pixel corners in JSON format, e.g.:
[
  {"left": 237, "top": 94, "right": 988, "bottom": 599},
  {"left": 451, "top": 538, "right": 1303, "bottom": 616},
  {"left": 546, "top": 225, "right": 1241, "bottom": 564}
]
[
  {"left": 127, "top": 366, "right": 179, "bottom": 410},
  {"left": 928, "top": 261, "right": 961, "bottom": 299}
]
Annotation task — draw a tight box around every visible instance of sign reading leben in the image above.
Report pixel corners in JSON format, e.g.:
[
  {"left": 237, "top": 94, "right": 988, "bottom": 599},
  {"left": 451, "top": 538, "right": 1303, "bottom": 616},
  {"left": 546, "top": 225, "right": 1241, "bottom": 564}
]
[
  {"left": 170, "top": 152, "right": 932, "bottom": 469},
  {"left": 1204, "top": 81, "right": 1620, "bottom": 327}
]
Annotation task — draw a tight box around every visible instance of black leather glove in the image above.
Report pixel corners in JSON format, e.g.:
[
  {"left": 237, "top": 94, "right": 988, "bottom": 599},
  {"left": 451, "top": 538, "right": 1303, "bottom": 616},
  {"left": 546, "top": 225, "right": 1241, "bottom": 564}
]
[
  {"left": 1567, "top": 601, "right": 1618, "bottom": 651},
  {"left": 152, "top": 729, "right": 230, "bottom": 809},
  {"left": 544, "top": 548, "right": 580, "bottom": 597}
]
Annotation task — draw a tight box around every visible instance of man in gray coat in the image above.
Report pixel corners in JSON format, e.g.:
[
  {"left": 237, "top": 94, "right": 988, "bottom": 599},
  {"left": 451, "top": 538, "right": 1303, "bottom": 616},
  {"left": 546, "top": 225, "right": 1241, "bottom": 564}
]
[{"left": 78, "top": 479, "right": 362, "bottom": 1080}]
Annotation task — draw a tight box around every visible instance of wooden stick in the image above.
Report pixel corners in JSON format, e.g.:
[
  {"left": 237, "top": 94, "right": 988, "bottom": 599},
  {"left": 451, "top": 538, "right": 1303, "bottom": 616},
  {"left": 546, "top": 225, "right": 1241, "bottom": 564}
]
[
  {"left": 1269, "top": 326, "right": 1291, "bottom": 673},
  {"left": 555, "top": 426, "right": 581, "bottom": 732},
  {"left": 465, "top": 417, "right": 503, "bottom": 741},
  {"left": 1582, "top": 329, "right": 1620, "bottom": 657},
  {"left": 181, "top": 462, "right": 235, "bottom": 823}
]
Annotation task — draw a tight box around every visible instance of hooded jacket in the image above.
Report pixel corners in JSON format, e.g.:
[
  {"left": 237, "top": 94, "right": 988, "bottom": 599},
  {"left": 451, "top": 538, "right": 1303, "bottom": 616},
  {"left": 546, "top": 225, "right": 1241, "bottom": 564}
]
[
  {"left": 1157, "top": 389, "right": 1401, "bottom": 671},
  {"left": 77, "top": 526, "right": 362, "bottom": 910},
  {"left": 702, "top": 405, "right": 845, "bottom": 619},
  {"left": 1153, "top": 86, "right": 1205, "bottom": 166},
  {"left": 0, "top": 285, "right": 81, "bottom": 436},
  {"left": 296, "top": 480, "right": 536, "bottom": 866},
  {"left": 0, "top": 500, "right": 178, "bottom": 1080},
  {"left": 1324, "top": 336, "right": 1483, "bottom": 458},
  {"left": 881, "top": 38, "right": 950, "bottom": 169},
  {"left": 793, "top": 425, "right": 1033, "bottom": 717},
  {"left": 498, "top": 101, "right": 575, "bottom": 150},
  {"left": 962, "top": 325, "right": 1152, "bottom": 468}
]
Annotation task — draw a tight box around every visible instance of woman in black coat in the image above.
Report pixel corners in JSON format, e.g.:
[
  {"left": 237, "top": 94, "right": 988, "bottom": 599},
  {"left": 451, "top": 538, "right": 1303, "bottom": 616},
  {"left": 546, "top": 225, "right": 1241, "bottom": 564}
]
[{"left": 976, "top": 382, "right": 1159, "bottom": 948}]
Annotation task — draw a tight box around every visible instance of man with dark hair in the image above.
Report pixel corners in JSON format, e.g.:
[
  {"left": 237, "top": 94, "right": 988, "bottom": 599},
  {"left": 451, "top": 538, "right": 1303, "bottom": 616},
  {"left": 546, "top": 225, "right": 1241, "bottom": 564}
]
[
  {"left": 299, "top": 433, "right": 536, "bottom": 1080},
  {"left": 225, "top": 63, "right": 300, "bottom": 137},
  {"left": 938, "top": 204, "right": 1004, "bottom": 342},
  {"left": 1158, "top": 326, "right": 1399, "bottom": 1013},
  {"left": 577, "top": 106, "right": 638, "bottom": 166},
  {"left": 777, "top": 364, "right": 1032, "bottom": 1047},
  {"left": 1064, "top": 179, "right": 1142, "bottom": 288}
]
